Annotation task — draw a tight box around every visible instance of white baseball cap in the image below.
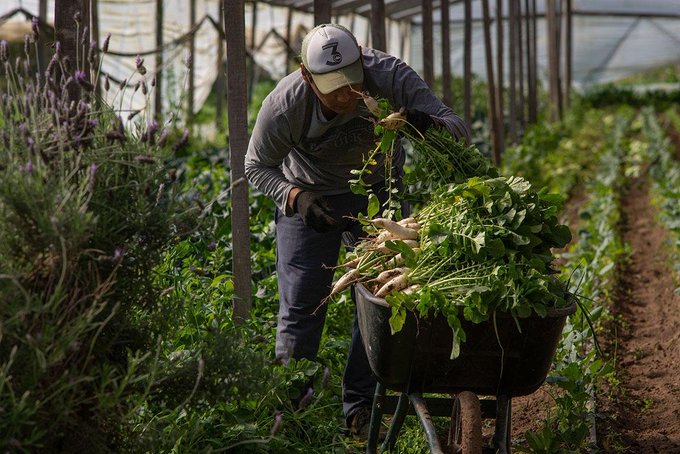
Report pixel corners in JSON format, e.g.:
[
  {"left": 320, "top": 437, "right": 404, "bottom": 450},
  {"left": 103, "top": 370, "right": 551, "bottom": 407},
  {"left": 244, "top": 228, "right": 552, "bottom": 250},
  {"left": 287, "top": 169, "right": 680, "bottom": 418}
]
[{"left": 301, "top": 24, "right": 364, "bottom": 95}]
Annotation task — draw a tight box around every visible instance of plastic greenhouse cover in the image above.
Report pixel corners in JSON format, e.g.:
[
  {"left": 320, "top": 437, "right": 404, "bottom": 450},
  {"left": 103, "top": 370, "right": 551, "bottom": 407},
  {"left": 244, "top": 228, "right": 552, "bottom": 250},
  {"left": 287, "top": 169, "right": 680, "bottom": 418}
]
[
  {"left": 2, "top": 0, "right": 679, "bottom": 117},
  {"left": 1, "top": 0, "right": 220, "bottom": 130}
]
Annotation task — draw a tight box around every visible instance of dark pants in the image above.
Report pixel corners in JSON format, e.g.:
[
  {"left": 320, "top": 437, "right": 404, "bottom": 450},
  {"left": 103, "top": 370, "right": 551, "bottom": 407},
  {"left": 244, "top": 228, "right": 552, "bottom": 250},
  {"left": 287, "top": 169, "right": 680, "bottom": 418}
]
[{"left": 275, "top": 189, "right": 393, "bottom": 421}]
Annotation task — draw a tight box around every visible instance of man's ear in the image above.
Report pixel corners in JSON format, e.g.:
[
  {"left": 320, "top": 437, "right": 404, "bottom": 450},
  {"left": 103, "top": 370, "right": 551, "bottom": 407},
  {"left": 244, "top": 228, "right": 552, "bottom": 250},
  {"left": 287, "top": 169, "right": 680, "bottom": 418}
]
[{"left": 300, "top": 64, "right": 312, "bottom": 84}]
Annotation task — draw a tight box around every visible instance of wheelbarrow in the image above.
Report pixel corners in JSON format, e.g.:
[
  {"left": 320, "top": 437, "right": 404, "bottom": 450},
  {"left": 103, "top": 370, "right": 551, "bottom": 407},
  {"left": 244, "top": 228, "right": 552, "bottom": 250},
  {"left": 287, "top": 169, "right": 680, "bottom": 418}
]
[{"left": 355, "top": 282, "right": 576, "bottom": 453}]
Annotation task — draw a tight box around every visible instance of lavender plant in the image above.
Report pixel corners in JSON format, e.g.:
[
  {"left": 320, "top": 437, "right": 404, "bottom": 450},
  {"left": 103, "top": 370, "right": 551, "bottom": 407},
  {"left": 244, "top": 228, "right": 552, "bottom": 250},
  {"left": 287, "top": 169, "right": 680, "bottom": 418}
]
[{"left": 0, "top": 22, "right": 196, "bottom": 451}]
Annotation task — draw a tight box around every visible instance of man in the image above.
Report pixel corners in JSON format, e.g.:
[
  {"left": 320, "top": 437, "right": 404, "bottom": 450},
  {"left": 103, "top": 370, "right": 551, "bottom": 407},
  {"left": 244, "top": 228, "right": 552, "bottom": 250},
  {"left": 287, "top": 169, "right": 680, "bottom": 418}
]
[{"left": 245, "top": 23, "right": 470, "bottom": 439}]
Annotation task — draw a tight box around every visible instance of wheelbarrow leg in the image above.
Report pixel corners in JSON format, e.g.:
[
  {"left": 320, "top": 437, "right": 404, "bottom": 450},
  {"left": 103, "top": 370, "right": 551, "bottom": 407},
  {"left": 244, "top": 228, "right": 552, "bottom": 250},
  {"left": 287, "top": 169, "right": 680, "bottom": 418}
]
[
  {"left": 410, "top": 393, "right": 445, "bottom": 454},
  {"left": 367, "top": 382, "right": 386, "bottom": 454},
  {"left": 492, "top": 394, "right": 512, "bottom": 454},
  {"left": 381, "top": 392, "right": 410, "bottom": 452}
]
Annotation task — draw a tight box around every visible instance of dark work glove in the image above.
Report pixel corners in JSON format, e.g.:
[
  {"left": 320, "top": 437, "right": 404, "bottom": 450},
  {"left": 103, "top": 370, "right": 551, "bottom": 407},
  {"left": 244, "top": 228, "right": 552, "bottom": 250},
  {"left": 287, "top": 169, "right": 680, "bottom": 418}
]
[
  {"left": 294, "top": 191, "right": 338, "bottom": 233},
  {"left": 406, "top": 109, "right": 435, "bottom": 135}
]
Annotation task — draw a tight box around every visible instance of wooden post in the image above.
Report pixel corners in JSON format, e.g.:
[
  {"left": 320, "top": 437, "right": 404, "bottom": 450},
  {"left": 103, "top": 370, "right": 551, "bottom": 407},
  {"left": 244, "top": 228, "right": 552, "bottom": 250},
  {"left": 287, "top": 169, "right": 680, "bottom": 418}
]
[
  {"left": 482, "top": 0, "right": 502, "bottom": 166},
  {"left": 422, "top": 0, "right": 434, "bottom": 88},
  {"left": 314, "top": 0, "right": 331, "bottom": 24},
  {"left": 400, "top": 21, "right": 408, "bottom": 64},
  {"left": 187, "top": 0, "right": 196, "bottom": 124},
  {"left": 563, "top": 0, "right": 572, "bottom": 108},
  {"left": 90, "top": 0, "right": 98, "bottom": 71},
  {"left": 527, "top": 0, "right": 537, "bottom": 123},
  {"left": 55, "top": 0, "right": 88, "bottom": 100},
  {"left": 546, "top": 0, "right": 560, "bottom": 122},
  {"left": 464, "top": 0, "right": 472, "bottom": 127},
  {"left": 247, "top": 1, "right": 258, "bottom": 106},
  {"left": 517, "top": 0, "right": 526, "bottom": 129},
  {"left": 223, "top": 0, "right": 252, "bottom": 320},
  {"left": 155, "top": 0, "right": 163, "bottom": 119},
  {"left": 285, "top": 7, "right": 293, "bottom": 74},
  {"left": 215, "top": 2, "right": 225, "bottom": 129},
  {"left": 370, "top": 0, "right": 386, "bottom": 51},
  {"left": 38, "top": 0, "right": 49, "bottom": 73},
  {"left": 495, "top": 0, "right": 504, "bottom": 137},
  {"left": 508, "top": 0, "right": 517, "bottom": 143},
  {"left": 441, "top": 0, "right": 452, "bottom": 106}
]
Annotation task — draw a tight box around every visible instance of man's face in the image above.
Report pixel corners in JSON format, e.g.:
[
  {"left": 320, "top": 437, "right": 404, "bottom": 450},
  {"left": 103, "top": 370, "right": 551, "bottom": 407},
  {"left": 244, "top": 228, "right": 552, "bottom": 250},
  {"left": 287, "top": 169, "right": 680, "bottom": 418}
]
[{"left": 301, "top": 65, "right": 363, "bottom": 114}]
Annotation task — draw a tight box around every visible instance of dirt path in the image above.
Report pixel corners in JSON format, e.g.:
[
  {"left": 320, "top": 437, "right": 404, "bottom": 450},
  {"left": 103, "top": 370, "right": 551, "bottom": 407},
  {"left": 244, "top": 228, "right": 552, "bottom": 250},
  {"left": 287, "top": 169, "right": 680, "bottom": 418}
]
[{"left": 598, "top": 174, "right": 680, "bottom": 453}]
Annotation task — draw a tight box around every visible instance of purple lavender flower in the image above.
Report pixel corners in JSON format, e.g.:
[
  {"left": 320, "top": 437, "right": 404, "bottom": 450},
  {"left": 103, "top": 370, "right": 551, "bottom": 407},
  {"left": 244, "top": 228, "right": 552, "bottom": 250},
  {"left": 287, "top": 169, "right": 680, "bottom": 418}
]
[
  {"left": 45, "top": 54, "right": 58, "bottom": 76},
  {"left": 270, "top": 413, "right": 283, "bottom": 436},
  {"left": 321, "top": 366, "right": 331, "bottom": 389},
  {"left": 88, "top": 40, "right": 97, "bottom": 65},
  {"left": 172, "top": 128, "right": 189, "bottom": 153},
  {"left": 102, "top": 34, "right": 111, "bottom": 53},
  {"left": 113, "top": 247, "right": 124, "bottom": 263},
  {"left": 134, "top": 154, "right": 155, "bottom": 164},
  {"left": 0, "top": 40, "right": 8, "bottom": 62},
  {"left": 207, "top": 241, "right": 216, "bottom": 251},
  {"left": 155, "top": 183, "right": 165, "bottom": 205},
  {"left": 88, "top": 163, "right": 98, "bottom": 190},
  {"left": 157, "top": 128, "right": 169, "bottom": 147},
  {"left": 135, "top": 55, "right": 147, "bottom": 75},
  {"left": 298, "top": 387, "right": 314, "bottom": 410},
  {"left": 25, "top": 161, "right": 33, "bottom": 173},
  {"left": 74, "top": 70, "right": 93, "bottom": 91},
  {"left": 32, "top": 17, "right": 40, "bottom": 40},
  {"left": 145, "top": 120, "right": 158, "bottom": 144}
]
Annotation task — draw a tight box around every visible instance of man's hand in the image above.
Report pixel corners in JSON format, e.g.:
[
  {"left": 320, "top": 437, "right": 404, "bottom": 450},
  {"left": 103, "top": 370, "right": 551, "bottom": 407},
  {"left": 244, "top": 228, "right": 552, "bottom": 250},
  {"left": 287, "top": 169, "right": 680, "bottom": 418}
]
[
  {"left": 294, "top": 191, "right": 338, "bottom": 233},
  {"left": 406, "top": 110, "right": 434, "bottom": 135}
]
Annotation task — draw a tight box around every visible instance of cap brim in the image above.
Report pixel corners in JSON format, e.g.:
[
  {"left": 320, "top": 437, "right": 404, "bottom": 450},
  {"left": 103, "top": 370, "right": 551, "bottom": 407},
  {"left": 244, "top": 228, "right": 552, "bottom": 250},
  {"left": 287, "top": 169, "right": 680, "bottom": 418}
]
[{"left": 310, "top": 59, "right": 364, "bottom": 95}]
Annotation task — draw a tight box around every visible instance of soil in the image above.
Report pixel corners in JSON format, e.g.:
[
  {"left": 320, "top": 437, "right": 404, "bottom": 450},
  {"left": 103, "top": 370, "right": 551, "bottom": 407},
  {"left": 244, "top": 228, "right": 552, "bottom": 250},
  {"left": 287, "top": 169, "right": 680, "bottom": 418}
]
[
  {"left": 509, "top": 166, "right": 680, "bottom": 453},
  {"left": 595, "top": 170, "right": 680, "bottom": 453}
]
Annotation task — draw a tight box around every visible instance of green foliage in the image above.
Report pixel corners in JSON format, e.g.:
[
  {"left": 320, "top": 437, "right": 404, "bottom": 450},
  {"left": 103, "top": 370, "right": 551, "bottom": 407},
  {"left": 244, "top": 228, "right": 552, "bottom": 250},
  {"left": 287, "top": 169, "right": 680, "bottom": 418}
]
[
  {"left": 644, "top": 108, "right": 680, "bottom": 291},
  {"left": 519, "top": 108, "right": 636, "bottom": 453},
  {"left": 403, "top": 127, "right": 498, "bottom": 209},
  {"left": 0, "top": 35, "right": 196, "bottom": 451},
  {"left": 579, "top": 83, "right": 680, "bottom": 111}
]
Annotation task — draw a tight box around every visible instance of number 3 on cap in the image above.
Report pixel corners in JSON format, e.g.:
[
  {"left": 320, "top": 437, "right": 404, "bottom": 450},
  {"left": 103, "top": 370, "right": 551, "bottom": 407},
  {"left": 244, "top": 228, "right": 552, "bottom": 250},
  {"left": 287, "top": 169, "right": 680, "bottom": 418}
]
[{"left": 322, "top": 42, "right": 342, "bottom": 66}]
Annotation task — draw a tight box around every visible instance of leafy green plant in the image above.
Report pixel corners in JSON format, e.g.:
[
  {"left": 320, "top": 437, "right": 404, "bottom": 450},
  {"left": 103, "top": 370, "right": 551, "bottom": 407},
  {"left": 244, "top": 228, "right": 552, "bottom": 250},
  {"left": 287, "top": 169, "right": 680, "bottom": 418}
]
[{"left": 0, "top": 25, "right": 195, "bottom": 451}]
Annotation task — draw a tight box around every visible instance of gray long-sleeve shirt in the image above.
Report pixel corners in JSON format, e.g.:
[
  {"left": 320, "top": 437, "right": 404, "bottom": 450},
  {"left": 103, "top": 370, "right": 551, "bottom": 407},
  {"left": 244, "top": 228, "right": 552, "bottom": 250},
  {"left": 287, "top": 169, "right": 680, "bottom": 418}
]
[{"left": 245, "top": 47, "right": 470, "bottom": 215}]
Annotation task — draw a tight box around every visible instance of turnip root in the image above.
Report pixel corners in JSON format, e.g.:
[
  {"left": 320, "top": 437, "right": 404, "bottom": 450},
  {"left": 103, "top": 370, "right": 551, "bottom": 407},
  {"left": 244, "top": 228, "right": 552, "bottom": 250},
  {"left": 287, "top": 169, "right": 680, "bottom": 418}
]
[
  {"left": 370, "top": 218, "right": 419, "bottom": 240},
  {"left": 397, "top": 217, "right": 416, "bottom": 226},
  {"left": 401, "top": 222, "right": 421, "bottom": 231},
  {"left": 372, "top": 267, "right": 405, "bottom": 285},
  {"left": 328, "top": 268, "right": 360, "bottom": 299},
  {"left": 378, "top": 111, "right": 407, "bottom": 130},
  {"left": 348, "top": 87, "right": 382, "bottom": 118},
  {"left": 375, "top": 270, "right": 410, "bottom": 298}
]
